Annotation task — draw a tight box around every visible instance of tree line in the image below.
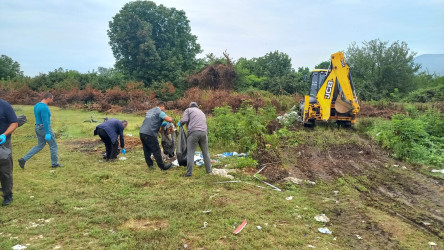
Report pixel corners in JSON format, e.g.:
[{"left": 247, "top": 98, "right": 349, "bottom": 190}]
[{"left": 1, "top": 0, "right": 443, "bottom": 102}]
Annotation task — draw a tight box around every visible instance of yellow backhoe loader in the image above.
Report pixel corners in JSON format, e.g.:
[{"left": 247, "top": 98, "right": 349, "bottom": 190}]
[{"left": 300, "top": 52, "right": 360, "bottom": 127}]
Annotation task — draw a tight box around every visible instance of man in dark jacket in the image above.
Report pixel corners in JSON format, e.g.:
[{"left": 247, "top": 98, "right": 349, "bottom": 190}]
[
  {"left": 95, "top": 118, "right": 127, "bottom": 161},
  {"left": 179, "top": 102, "right": 212, "bottom": 177},
  {"left": 0, "top": 99, "right": 18, "bottom": 206},
  {"left": 139, "top": 102, "right": 173, "bottom": 170}
]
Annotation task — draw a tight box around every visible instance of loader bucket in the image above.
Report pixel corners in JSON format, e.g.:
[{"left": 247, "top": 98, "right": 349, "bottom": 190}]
[{"left": 334, "top": 93, "right": 354, "bottom": 113}]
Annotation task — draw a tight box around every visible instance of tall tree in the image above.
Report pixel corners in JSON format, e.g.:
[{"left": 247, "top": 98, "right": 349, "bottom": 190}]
[
  {"left": 0, "top": 55, "right": 23, "bottom": 80},
  {"left": 314, "top": 61, "right": 330, "bottom": 69},
  {"left": 346, "top": 39, "right": 420, "bottom": 100},
  {"left": 108, "top": 1, "right": 201, "bottom": 86}
]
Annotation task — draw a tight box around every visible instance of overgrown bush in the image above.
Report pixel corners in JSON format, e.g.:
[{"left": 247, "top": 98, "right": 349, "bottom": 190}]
[
  {"left": 208, "top": 104, "right": 277, "bottom": 152},
  {"left": 366, "top": 108, "right": 444, "bottom": 166}
]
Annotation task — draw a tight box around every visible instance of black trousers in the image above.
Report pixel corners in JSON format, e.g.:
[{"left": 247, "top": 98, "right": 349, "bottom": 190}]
[
  {"left": 0, "top": 140, "right": 13, "bottom": 198},
  {"left": 140, "top": 133, "right": 167, "bottom": 169},
  {"left": 97, "top": 128, "right": 119, "bottom": 160}
]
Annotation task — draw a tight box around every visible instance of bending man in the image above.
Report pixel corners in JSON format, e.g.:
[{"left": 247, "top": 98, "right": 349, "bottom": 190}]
[
  {"left": 179, "top": 102, "right": 212, "bottom": 177},
  {"left": 95, "top": 118, "right": 127, "bottom": 161},
  {"left": 19, "top": 93, "right": 62, "bottom": 169}
]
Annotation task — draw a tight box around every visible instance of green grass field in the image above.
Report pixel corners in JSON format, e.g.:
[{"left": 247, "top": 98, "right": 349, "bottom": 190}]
[{"left": 1, "top": 106, "right": 442, "bottom": 249}]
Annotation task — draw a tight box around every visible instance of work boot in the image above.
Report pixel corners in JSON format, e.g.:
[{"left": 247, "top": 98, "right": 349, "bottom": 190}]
[
  {"left": 18, "top": 158, "right": 26, "bottom": 170},
  {"left": 51, "top": 163, "right": 64, "bottom": 168},
  {"left": 2, "top": 195, "right": 13, "bottom": 206}
]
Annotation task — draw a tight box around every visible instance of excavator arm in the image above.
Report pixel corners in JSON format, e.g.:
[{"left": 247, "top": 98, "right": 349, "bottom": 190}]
[{"left": 316, "top": 52, "right": 360, "bottom": 121}]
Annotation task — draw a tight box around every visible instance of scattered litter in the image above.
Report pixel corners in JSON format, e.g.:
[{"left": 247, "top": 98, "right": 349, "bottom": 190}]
[
  {"left": 119, "top": 157, "right": 127, "bottom": 161},
  {"left": 358, "top": 151, "right": 364, "bottom": 154},
  {"left": 264, "top": 223, "right": 268, "bottom": 226},
  {"left": 256, "top": 226, "right": 262, "bottom": 230},
  {"left": 215, "top": 152, "right": 247, "bottom": 158},
  {"left": 393, "top": 164, "right": 399, "bottom": 167},
  {"left": 53, "top": 246, "right": 62, "bottom": 249},
  {"left": 49, "top": 170, "right": 56, "bottom": 173},
  {"left": 307, "top": 245, "right": 316, "bottom": 248},
  {"left": 333, "top": 237, "right": 337, "bottom": 241},
  {"left": 277, "top": 111, "right": 300, "bottom": 125},
  {"left": 126, "top": 134, "right": 133, "bottom": 137},
  {"left": 202, "top": 210, "right": 211, "bottom": 214},
  {"left": 333, "top": 190, "right": 339, "bottom": 195},
  {"left": 183, "top": 244, "right": 188, "bottom": 249},
  {"left": 73, "top": 207, "right": 84, "bottom": 210},
  {"left": 109, "top": 229, "right": 116, "bottom": 234},
  {"left": 286, "top": 196, "right": 293, "bottom": 201},
  {"left": 401, "top": 166, "right": 407, "bottom": 169},
  {"left": 26, "top": 218, "right": 54, "bottom": 229},
  {"left": 30, "top": 196, "right": 34, "bottom": 199},
  {"left": 428, "top": 242, "right": 437, "bottom": 246},
  {"left": 202, "top": 222, "right": 208, "bottom": 229},
  {"left": 422, "top": 221, "right": 432, "bottom": 226},
  {"left": 318, "top": 227, "right": 332, "bottom": 234},
  {"left": 254, "top": 166, "right": 281, "bottom": 191},
  {"left": 233, "top": 219, "right": 247, "bottom": 235},
  {"left": 99, "top": 160, "right": 103, "bottom": 163},
  {"left": 12, "top": 245, "right": 27, "bottom": 250},
  {"left": 209, "top": 194, "right": 218, "bottom": 199},
  {"left": 211, "top": 168, "right": 235, "bottom": 179},
  {"left": 314, "top": 214, "right": 330, "bottom": 223},
  {"left": 431, "top": 169, "right": 444, "bottom": 174},
  {"left": 356, "top": 235, "right": 363, "bottom": 240}
]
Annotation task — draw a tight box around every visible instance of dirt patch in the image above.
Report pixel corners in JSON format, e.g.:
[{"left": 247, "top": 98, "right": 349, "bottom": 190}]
[
  {"left": 288, "top": 142, "right": 386, "bottom": 182},
  {"left": 359, "top": 102, "right": 404, "bottom": 119},
  {"left": 120, "top": 219, "right": 169, "bottom": 231},
  {"left": 64, "top": 136, "right": 142, "bottom": 155}
]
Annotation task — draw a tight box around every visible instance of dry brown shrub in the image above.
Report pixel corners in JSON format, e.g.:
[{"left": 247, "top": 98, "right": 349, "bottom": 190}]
[
  {"left": 105, "top": 86, "right": 128, "bottom": 105},
  {"left": 7, "top": 86, "right": 40, "bottom": 105},
  {"left": 187, "top": 52, "right": 236, "bottom": 90}
]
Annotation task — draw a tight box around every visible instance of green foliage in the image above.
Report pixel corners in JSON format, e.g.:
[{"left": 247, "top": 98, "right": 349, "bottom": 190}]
[
  {"left": 314, "top": 61, "right": 330, "bottom": 69},
  {"left": 367, "top": 110, "right": 444, "bottom": 166},
  {"left": 107, "top": 1, "right": 201, "bottom": 86},
  {"left": 346, "top": 39, "right": 420, "bottom": 100},
  {"left": 216, "top": 156, "right": 258, "bottom": 169},
  {"left": 208, "top": 104, "right": 277, "bottom": 152},
  {"left": 0, "top": 54, "right": 23, "bottom": 80}
]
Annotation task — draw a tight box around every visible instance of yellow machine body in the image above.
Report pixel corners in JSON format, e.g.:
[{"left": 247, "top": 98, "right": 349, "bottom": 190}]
[{"left": 302, "top": 52, "right": 360, "bottom": 126}]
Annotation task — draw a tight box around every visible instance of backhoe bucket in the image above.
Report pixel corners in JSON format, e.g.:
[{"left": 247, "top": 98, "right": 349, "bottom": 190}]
[{"left": 334, "top": 93, "right": 353, "bottom": 113}]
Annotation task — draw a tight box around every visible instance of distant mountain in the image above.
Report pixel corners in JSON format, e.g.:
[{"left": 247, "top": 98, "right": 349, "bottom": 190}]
[{"left": 414, "top": 54, "right": 444, "bottom": 76}]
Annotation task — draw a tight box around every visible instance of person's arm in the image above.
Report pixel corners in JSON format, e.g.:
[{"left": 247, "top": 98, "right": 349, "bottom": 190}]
[
  {"left": 2, "top": 123, "right": 18, "bottom": 136},
  {"left": 179, "top": 109, "right": 189, "bottom": 125},
  {"left": 159, "top": 111, "right": 173, "bottom": 122},
  {"left": 119, "top": 123, "right": 125, "bottom": 149},
  {"left": 41, "top": 105, "right": 51, "bottom": 135}
]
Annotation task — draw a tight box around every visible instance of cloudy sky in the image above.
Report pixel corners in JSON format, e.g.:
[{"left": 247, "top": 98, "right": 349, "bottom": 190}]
[{"left": 1, "top": 0, "right": 443, "bottom": 77}]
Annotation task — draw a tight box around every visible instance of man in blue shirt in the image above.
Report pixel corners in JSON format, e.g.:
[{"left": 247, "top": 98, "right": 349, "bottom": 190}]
[
  {"left": 0, "top": 99, "right": 18, "bottom": 206},
  {"left": 18, "top": 93, "right": 62, "bottom": 169},
  {"left": 94, "top": 118, "right": 127, "bottom": 161},
  {"left": 139, "top": 102, "right": 173, "bottom": 170}
]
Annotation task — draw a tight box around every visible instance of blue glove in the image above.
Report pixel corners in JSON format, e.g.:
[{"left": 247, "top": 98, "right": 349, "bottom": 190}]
[
  {"left": 0, "top": 134, "right": 6, "bottom": 145},
  {"left": 121, "top": 148, "right": 126, "bottom": 155},
  {"left": 161, "top": 122, "right": 167, "bottom": 126},
  {"left": 177, "top": 122, "right": 181, "bottom": 127},
  {"left": 45, "top": 133, "right": 51, "bottom": 141}
]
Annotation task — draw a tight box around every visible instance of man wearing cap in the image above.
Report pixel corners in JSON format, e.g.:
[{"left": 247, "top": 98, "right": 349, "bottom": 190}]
[
  {"left": 0, "top": 99, "right": 18, "bottom": 206},
  {"left": 139, "top": 102, "right": 173, "bottom": 170},
  {"left": 18, "top": 93, "right": 62, "bottom": 169},
  {"left": 94, "top": 118, "right": 127, "bottom": 161},
  {"left": 179, "top": 102, "right": 212, "bottom": 177}
]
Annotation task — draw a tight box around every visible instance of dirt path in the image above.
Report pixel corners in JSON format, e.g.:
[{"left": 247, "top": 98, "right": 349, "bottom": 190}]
[{"left": 256, "top": 130, "right": 444, "bottom": 248}]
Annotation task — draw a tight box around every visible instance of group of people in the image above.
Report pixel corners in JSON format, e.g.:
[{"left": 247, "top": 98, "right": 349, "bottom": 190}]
[
  {"left": 0, "top": 94, "right": 212, "bottom": 206},
  {"left": 95, "top": 101, "right": 212, "bottom": 177}
]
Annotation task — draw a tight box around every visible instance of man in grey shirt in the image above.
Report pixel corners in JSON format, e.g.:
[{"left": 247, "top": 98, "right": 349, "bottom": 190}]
[
  {"left": 179, "top": 102, "right": 212, "bottom": 177},
  {"left": 140, "top": 102, "right": 173, "bottom": 170}
]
